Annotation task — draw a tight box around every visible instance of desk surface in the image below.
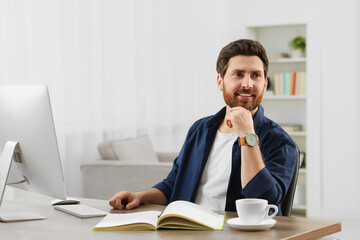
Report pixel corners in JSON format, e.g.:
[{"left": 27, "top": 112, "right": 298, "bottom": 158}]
[{"left": 0, "top": 195, "right": 341, "bottom": 240}]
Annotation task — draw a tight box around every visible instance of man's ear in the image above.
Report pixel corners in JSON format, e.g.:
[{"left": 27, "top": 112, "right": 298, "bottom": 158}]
[
  {"left": 217, "top": 74, "right": 224, "bottom": 91},
  {"left": 264, "top": 77, "right": 268, "bottom": 92}
]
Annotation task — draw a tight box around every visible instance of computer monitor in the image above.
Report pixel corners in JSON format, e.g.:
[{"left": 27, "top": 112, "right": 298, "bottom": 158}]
[{"left": 0, "top": 85, "right": 72, "bottom": 221}]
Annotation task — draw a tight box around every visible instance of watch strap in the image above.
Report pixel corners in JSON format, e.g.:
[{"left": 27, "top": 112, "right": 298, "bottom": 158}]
[{"left": 239, "top": 137, "right": 246, "bottom": 146}]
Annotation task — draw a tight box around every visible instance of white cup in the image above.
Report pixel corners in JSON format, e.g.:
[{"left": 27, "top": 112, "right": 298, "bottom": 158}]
[{"left": 235, "top": 198, "right": 278, "bottom": 225}]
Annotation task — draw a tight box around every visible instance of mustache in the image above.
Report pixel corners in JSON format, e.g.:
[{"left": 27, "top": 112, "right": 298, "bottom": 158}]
[{"left": 234, "top": 89, "right": 256, "bottom": 95}]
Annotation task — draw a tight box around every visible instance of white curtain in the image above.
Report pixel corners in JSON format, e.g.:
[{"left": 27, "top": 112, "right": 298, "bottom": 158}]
[{"left": 0, "top": 0, "right": 235, "bottom": 196}]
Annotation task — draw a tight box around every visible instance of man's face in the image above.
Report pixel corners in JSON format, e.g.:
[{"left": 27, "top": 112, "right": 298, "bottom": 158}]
[{"left": 217, "top": 55, "right": 267, "bottom": 113}]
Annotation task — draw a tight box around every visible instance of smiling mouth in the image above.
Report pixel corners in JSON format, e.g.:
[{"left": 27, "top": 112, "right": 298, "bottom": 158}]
[{"left": 235, "top": 92, "right": 255, "bottom": 98}]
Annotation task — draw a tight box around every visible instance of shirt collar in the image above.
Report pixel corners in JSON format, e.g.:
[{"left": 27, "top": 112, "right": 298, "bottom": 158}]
[
  {"left": 253, "top": 105, "right": 264, "bottom": 135},
  {"left": 206, "top": 106, "right": 226, "bottom": 128}
]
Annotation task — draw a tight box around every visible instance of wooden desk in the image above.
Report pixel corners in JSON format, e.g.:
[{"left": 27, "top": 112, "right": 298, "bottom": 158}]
[{"left": 0, "top": 196, "right": 341, "bottom": 240}]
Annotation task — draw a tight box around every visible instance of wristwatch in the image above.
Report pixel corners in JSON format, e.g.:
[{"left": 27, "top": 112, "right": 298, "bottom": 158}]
[{"left": 239, "top": 134, "right": 259, "bottom": 147}]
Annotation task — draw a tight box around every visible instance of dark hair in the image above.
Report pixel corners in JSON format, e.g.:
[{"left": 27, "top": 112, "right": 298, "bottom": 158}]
[{"left": 216, "top": 39, "right": 269, "bottom": 78}]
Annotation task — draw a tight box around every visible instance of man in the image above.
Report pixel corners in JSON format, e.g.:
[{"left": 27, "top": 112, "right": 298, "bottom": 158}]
[{"left": 109, "top": 39, "right": 296, "bottom": 215}]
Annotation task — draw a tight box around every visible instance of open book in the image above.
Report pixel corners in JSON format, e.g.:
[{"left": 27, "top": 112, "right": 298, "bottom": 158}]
[{"left": 92, "top": 200, "right": 225, "bottom": 231}]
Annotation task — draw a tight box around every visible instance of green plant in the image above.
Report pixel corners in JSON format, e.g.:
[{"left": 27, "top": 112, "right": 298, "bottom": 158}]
[{"left": 288, "top": 36, "right": 306, "bottom": 52}]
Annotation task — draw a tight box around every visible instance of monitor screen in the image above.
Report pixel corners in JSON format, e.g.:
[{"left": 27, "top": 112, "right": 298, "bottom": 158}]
[{"left": 0, "top": 85, "right": 67, "bottom": 206}]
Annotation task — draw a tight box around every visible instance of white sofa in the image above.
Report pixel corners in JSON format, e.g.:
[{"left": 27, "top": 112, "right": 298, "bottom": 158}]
[{"left": 81, "top": 136, "right": 176, "bottom": 200}]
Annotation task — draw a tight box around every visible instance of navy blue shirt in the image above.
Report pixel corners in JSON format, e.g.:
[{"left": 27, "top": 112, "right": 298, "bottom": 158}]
[{"left": 153, "top": 105, "right": 296, "bottom": 215}]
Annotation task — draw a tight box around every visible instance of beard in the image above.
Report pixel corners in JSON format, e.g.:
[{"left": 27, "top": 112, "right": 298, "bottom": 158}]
[{"left": 223, "top": 87, "right": 264, "bottom": 111}]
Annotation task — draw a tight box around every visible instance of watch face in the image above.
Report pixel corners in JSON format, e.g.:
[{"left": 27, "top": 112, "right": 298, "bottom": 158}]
[{"left": 245, "top": 134, "right": 258, "bottom": 146}]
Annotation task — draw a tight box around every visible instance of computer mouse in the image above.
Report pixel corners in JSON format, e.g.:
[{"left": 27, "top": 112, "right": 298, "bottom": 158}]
[{"left": 50, "top": 197, "right": 80, "bottom": 205}]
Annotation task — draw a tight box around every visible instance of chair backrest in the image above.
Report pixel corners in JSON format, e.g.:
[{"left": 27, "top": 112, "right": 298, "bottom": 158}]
[{"left": 281, "top": 144, "right": 300, "bottom": 216}]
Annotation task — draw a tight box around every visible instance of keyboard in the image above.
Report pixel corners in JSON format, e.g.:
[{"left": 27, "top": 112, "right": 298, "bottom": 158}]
[{"left": 54, "top": 204, "right": 107, "bottom": 218}]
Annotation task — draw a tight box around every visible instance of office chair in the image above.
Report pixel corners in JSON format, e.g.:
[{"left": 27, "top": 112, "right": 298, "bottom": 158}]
[{"left": 281, "top": 144, "right": 300, "bottom": 216}]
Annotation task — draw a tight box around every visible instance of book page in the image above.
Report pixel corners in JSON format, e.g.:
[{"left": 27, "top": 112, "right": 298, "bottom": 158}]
[
  {"left": 158, "top": 201, "right": 224, "bottom": 230},
  {"left": 92, "top": 211, "right": 161, "bottom": 231}
]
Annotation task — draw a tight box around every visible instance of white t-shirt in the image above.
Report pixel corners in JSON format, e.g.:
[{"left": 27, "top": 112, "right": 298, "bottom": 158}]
[{"left": 194, "top": 130, "right": 238, "bottom": 211}]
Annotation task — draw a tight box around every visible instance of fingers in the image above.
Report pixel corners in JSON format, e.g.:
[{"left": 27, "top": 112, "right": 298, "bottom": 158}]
[
  {"left": 125, "top": 199, "right": 140, "bottom": 210},
  {"left": 109, "top": 191, "right": 141, "bottom": 210},
  {"left": 228, "top": 106, "right": 249, "bottom": 114},
  {"left": 226, "top": 107, "right": 254, "bottom": 136},
  {"left": 228, "top": 106, "right": 252, "bottom": 121},
  {"left": 226, "top": 107, "right": 243, "bottom": 128},
  {"left": 225, "top": 109, "right": 244, "bottom": 130},
  {"left": 109, "top": 191, "right": 130, "bottom": 209},
  {"left": 226, "top": 106, "right": 248, "bottom": 129},
  {"left": 226, "top": 119, "right": 233, "bottom": 128}
]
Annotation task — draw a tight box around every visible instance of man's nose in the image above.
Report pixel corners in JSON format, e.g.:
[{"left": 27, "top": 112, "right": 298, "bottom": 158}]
[{"left": 241, "top": 74, "right": 253, "bottom": 88}]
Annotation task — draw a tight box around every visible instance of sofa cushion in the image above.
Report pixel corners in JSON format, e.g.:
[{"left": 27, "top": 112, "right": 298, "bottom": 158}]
[
  {"left": 98, "top": 140, "right": 118, "bottom": 160},
  {"left": 110, "top": 135, "right": 159, "bottom": 162}
]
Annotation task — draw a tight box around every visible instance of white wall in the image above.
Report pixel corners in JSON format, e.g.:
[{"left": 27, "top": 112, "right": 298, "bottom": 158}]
[
  {"left": 0, "top": 0, "right": 232, "bottom": 197},
  {"left": 229, "top": 0, "right": 360, "bottom": 219},
  {"left": 307, "top": 1, "right": 360, "bottom": 219},
  {"left": 1, "top": 0, "right": 359, "bottom": 220}
]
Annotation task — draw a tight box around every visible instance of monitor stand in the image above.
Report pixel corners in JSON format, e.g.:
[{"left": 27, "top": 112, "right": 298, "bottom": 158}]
[{"left": 0, "top": 141, "right": 46, "bottom": 222}]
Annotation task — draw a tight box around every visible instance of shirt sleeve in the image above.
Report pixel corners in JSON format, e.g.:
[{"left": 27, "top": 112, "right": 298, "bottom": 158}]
[
  {"left": 241, "top": 138, "right": 297, "bottom": 205},
  {"left": 152, "top": 119, "right": 202, "bottom": 201},
  {"left": 152, "top": 157, "right": 179, "bottom": 201}
]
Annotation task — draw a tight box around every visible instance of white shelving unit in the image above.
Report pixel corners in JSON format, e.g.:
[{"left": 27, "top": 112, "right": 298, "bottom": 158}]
[
  {"left": 270, "top": 58, "right": 306, "bottom": 63},
  {"left": 263, "top": 95, "right": 306, "bottom": 100},
  {"left": 247, "top": 24, "right": 307, "bottom": 215}
]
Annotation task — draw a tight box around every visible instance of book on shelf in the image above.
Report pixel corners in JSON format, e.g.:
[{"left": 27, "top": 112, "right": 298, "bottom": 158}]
[
  {"left": 273, "top": 71, "right": 306, "bottom": 96},
  {"left": 268, "top": 52, "right": 290, "bottom": 60},
  {"left": 92, "top": 200, "right": 225, "bottom": 231},
  {"left": 291, "top": 71, "right": 296, "bottom": 95}
]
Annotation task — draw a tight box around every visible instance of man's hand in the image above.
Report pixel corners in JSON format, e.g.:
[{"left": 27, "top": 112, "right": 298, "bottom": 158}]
[
  {"left": 225, "top": 106, "right": 265, "bottom": 188},
  {"left": 225, "top": 106, "right": 255, "bottom": 137},
  {"left": 109, "top": 191, "right": 142, "bottom": 210},
  {"left": 109, "top": 188, "right": 168, "bottom": 210}
]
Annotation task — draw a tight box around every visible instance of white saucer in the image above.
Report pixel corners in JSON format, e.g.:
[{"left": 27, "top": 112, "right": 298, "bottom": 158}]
[{"left": 227, "top": 218, "right": 277, "bottom": 231}]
